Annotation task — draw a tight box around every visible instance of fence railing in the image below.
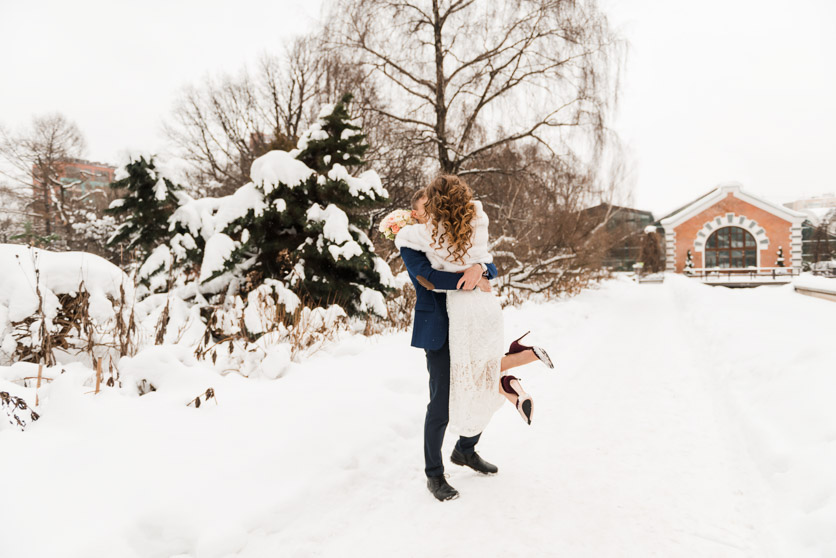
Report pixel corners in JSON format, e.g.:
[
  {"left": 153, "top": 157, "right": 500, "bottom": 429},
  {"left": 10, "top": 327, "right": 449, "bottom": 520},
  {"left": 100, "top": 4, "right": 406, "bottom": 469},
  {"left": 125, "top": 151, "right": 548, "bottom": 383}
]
[{"left": 687, "top": 267, "right": 800, "bottom": 281}]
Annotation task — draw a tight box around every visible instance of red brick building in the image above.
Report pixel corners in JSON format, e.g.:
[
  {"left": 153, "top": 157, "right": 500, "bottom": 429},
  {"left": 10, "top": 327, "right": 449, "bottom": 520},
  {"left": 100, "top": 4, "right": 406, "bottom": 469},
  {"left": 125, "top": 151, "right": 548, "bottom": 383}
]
[
  {"left": 659, "top": 183, "right": 806, "bottom": 274},
  {"left": 31, "top": 158, "right": 117, "bottom": 236},
  {"left": 33, "top": 158, "right": 116, "bottom": 211}
]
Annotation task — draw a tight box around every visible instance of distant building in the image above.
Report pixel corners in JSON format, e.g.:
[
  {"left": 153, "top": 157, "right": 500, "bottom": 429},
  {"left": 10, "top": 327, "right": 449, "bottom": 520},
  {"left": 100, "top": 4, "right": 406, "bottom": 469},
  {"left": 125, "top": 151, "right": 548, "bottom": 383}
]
[
  {"left": 784, "top": 194, "right": 836, "bottom": 211},
  {"left": 658, "top": 183, "right": 807, "bottom": 274},
  {"left": 37, "top": 158, "right": 116, "bottom": 211},
  {"left": 582, "top": 204, "right": 655, "bottom": 271},
  {"left": 31, "top": 158, "right": 116, "bottom": 232},
  {"left": 785, "top": 194, "right": 836, "bottom": 238},
  {"left": 795, "top": 208, "right": 836, "bottom": 266}
]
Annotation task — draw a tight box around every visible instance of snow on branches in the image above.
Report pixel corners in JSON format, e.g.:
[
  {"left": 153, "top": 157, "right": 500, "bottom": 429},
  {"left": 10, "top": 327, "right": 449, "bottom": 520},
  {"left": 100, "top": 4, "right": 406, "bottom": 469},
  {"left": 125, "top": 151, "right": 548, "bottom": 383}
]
[{"left": 126, "top": 94, "right": 393, "bottom": 319}]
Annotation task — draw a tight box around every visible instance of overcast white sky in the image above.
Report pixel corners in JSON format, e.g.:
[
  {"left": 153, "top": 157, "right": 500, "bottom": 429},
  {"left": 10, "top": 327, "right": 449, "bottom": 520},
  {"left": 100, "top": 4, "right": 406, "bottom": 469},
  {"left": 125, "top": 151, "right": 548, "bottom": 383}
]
[{"left": 1, "top": 0, "right": 834, "bottom": 216}]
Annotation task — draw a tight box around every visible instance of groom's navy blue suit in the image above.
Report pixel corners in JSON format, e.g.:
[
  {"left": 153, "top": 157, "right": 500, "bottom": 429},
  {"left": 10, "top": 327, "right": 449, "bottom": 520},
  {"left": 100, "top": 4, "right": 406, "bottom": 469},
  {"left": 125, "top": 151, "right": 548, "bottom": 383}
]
[{"left": 399, "top": 247, "right": 498, "bottom": 477}]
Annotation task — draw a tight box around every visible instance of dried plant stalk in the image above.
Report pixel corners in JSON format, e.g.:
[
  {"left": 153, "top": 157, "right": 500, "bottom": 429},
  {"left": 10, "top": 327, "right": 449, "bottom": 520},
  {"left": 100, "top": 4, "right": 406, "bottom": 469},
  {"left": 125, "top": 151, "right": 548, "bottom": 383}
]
[
  {"left": 35, "top": 363, "right": 43, "bottom": 407},
  {"left": 186, "top": 387, "right": 216, "bottom": 408},
  {"left": 94, "top": 358, "right": 102, "bottom": 394},
  {"left": 154, "top": 298, "right": 170, "bottom": 345}
]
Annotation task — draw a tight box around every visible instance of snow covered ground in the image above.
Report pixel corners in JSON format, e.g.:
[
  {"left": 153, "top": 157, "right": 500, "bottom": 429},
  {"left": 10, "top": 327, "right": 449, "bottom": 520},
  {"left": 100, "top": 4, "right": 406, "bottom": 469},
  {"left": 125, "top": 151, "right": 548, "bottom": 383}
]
[{"left": 2, "top": 275, "right": 835, "bottom": 557}]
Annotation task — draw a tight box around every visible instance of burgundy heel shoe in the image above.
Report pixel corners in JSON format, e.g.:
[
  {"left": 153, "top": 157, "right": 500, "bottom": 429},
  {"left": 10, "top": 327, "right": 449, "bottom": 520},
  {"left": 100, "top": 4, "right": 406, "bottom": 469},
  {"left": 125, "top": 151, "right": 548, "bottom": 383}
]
[
  {"left": 505, "top": 331, "right": 555, "bottom": 369},
  {"left": 501, "top": 375, "right": 533, "bottom": 425}
]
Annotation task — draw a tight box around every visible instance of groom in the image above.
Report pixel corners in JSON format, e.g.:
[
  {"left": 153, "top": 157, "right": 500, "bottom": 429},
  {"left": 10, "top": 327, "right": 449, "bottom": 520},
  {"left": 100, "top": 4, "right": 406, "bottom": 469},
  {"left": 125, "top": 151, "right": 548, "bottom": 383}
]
[{"left": 400, "top": 197, "right": 500, "bottom": 502}]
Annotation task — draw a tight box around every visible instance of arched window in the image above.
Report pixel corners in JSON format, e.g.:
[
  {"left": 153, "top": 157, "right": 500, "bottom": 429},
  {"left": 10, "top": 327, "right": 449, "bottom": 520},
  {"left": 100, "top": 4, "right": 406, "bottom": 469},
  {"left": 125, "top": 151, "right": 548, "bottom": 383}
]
[{"left": 705, "top": 226, "right": 757, "bottom": 268}]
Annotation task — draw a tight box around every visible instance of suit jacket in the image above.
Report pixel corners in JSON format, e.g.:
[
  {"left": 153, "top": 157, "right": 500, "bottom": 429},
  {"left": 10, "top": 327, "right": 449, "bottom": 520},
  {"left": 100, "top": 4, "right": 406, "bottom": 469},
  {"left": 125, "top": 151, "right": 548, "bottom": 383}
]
[{"left": 399, "top": 247, "right": 498, "bottom": 351}]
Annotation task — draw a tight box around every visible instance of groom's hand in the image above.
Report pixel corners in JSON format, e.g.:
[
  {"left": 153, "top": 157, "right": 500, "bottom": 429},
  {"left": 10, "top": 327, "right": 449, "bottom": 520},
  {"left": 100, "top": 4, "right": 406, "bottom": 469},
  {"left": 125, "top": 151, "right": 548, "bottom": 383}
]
[{"left": 457, "top": 264, "right": 484, "bottom": 290}]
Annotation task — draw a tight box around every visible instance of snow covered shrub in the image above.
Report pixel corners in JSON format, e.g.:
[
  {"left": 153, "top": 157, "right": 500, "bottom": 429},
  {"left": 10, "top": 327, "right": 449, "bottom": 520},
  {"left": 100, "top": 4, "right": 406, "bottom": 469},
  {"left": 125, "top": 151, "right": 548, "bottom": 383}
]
[
  {"left": 241, "top": 279, "right": 301, "bottom": 335},
  {"left": 0, "top": 244, "right": 138, "bottom": 367},
  {"left": 189, "top": 283, "right": 347, "bottom": 378},
  {"left": 359, "top": 270, "right": 415, "bottom": 335},
  {"left": 381, "top": 282, "right": 416, "bottom": 333}
]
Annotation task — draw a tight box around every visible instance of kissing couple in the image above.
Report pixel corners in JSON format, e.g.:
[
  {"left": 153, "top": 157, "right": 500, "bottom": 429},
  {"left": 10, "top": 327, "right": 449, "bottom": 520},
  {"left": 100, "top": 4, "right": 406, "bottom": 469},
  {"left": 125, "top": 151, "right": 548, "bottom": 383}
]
[{"left": 381, "top": 174, "right": 554, "bottom": 502}]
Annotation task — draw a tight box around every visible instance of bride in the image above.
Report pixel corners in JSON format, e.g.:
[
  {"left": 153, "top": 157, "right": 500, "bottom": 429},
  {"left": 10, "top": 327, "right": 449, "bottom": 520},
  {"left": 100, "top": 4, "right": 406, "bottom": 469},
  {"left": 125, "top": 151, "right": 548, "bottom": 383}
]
[{"left": 395, "top": 175, "right": 553, "bottom": 437}]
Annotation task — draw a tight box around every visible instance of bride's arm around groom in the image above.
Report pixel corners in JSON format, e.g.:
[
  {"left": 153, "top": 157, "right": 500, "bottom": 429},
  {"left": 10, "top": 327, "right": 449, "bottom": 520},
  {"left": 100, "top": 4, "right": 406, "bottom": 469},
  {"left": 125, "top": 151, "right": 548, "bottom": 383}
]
[{"left": 399, "top": 246, "right": 496, "bottom": 351}]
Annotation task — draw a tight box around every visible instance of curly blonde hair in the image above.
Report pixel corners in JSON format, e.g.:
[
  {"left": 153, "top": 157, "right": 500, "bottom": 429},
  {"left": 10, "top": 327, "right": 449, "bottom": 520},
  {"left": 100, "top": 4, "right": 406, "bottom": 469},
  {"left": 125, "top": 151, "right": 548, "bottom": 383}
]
[{"left": 425, "top": 174, "right": 476, "bottom": 264}]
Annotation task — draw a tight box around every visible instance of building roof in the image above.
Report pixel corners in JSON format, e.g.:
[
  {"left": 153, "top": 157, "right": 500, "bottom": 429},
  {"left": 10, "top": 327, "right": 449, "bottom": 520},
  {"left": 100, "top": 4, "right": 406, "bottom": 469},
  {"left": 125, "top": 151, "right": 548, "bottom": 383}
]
[
  {"left": 62, "top": 157, "right": 116, "bottom": 169},
  {"left": 658, "top": 183, "right": 807, "bottom": 228},
  {"left": 582, "top": 203, "right": 654, "bottom": 218},
  {"left": 655, "top": 188, "right": 720, "bottom": 224}
]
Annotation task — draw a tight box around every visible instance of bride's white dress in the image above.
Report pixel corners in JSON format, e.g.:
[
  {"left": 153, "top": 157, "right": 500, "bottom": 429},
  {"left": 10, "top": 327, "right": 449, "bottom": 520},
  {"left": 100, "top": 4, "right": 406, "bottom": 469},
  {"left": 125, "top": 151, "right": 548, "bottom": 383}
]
[
  {"left": 445, "top": 289, "right": 505, "bottom": 436},
  {"left": 396, "top": 201, "right": 506, "bottom": 436}
]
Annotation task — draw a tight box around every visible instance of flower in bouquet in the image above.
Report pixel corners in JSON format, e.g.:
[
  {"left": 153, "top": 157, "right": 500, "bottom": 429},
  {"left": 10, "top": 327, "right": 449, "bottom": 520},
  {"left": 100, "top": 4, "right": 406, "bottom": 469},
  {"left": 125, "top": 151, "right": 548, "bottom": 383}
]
[{"left": 379, "top": 209, "right": 416, "bottom": 240}]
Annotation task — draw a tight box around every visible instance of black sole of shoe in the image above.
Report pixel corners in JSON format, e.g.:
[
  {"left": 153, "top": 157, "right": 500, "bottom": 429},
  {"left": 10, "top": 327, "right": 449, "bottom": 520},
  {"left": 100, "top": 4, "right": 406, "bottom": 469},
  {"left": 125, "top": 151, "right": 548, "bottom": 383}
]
[{"left": 521, "top": 398, "right": 533, "bottom": 425}]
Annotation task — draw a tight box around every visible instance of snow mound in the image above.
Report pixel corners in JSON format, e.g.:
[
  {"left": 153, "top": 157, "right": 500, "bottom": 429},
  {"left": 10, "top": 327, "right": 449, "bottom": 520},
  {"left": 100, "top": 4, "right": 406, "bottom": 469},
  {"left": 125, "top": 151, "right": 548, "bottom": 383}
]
[
  {"left": 118, "top": 344, "right": 221, "bottom": 403},
  {"left": 793, "top": 272, "right": 836, "bottom": 293},
  {"left": 0, "top": 245, "right": 133, "bottom": 364}
]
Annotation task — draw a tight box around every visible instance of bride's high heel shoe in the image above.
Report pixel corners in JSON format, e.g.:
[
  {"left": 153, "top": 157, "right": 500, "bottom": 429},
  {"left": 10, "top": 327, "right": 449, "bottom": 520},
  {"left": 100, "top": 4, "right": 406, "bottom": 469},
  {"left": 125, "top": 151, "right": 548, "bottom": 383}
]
[
  {"left": 505, "top": 331, "right": 555, "bottom": 369},
  {"left": 501, "top": 375, "right": 533, "bottom": 425}
]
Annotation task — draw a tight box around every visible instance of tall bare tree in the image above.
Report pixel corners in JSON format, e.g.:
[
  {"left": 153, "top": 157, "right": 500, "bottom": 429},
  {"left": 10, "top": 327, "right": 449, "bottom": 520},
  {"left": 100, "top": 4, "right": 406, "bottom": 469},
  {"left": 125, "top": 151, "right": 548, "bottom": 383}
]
[
  {"left": 165, "top": 34, "right": 378, "bottom": 195},
  {"left": 0, "top": 113, "right": 87, "bottom": 240},
  {"left": 332, "top": 0, "right": 621, "bottom": 175}
]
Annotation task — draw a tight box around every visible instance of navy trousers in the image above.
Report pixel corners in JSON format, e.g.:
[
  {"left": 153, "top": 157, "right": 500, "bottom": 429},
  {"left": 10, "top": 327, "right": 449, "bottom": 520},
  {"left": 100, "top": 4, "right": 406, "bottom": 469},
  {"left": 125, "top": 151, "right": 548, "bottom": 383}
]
[{"left": 424, "top": 337, "right": 481, "bottom": 477}]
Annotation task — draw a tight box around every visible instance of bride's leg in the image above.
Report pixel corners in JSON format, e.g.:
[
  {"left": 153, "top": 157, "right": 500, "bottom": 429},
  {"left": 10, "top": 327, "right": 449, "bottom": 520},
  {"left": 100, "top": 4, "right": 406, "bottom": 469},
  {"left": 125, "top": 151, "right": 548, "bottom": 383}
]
[{"left": 500, "top": 349, "right": 538, "bottom": 372}]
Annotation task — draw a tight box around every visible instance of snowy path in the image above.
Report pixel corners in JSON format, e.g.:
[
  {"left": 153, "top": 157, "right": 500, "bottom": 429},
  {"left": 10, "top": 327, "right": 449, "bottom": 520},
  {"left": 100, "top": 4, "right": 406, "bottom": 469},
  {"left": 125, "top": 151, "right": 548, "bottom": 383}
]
[
  {"left": 525, "top": 281, "right": 774, "bottom": 557},
  {"left": 3, "top": 275, "right": 835, "bottom": 557}
]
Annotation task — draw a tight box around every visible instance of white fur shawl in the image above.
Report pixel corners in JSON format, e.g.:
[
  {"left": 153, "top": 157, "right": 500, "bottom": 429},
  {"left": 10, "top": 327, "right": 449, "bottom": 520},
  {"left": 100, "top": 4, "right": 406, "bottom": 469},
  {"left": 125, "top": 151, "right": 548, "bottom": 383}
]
[{"left": 394, "top": 200, "right": 492, "bottom": 272}]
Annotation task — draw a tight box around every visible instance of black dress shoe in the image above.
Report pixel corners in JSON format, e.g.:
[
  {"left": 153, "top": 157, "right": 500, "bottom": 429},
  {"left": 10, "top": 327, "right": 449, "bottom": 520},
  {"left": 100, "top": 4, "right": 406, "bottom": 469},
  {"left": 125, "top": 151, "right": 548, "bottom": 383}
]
[
  {"left": 427, "top": 475, "right": 459, "bottom": 501},
  {"left": 450, "top": 448, "right": 498, "bottom": 474}
]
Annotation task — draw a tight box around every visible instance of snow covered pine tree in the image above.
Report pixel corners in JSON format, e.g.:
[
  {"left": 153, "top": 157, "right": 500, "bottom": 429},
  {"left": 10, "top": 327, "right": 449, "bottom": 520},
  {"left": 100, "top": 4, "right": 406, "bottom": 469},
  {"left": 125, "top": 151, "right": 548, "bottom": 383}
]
[
  {"left": 106, "top": 156, "right": 183, "bottom": 256},
  {"left": 207, "top": 94, "right": 396, "bottom": 316},
  {"left": 293, "top": 93, "right": 395, "bottom": 315}
]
